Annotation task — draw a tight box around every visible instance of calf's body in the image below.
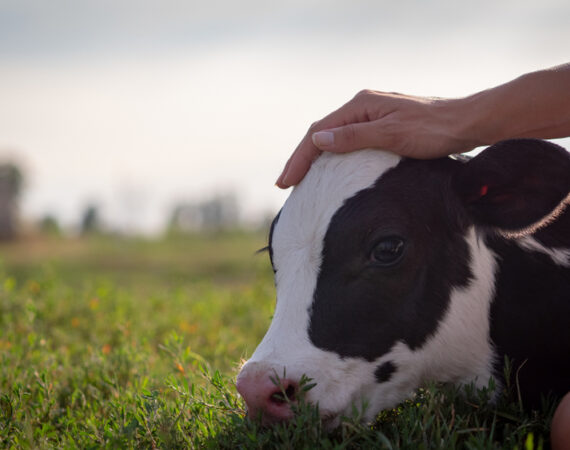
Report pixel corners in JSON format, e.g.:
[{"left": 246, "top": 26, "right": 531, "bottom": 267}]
[{"left": 237, "top": 139, "right": 570, "bottom": 426}]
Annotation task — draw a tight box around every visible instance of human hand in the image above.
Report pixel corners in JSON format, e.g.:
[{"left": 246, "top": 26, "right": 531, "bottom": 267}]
[{"left": 276, "top": 90, "right": 481, "bottom": 188}]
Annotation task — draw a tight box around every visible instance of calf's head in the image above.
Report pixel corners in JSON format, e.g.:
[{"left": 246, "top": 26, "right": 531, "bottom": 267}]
[{"left": 236, "top": 139, "right": 570, "bottom": 426}]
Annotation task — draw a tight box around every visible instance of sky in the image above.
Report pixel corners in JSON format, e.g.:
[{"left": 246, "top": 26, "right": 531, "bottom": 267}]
[{"left": 1, "top": 0, "right": 569, "bottom": 234}]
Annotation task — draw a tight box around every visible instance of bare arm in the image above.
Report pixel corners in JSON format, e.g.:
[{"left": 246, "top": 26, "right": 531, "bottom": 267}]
[
  {"left": 276, "top": 63, "right": 570, "bottom": 188},
  {"left": 464, "top": 63, "right": 570, "bottom": 145}
]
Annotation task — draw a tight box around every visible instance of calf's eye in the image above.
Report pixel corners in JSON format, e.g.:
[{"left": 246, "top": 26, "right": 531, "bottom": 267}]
[{"left": 371, "top": 237, "right": 406, "bottom": 266}]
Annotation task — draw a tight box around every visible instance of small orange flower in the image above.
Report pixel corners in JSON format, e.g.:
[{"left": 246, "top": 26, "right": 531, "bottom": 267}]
[
  {"left": 89, "top": 298, "right": 100, "bottom": 310},
  {"left": 176, "top": 362, "right": 185, "bottom": 375},
  {"left": 178, "top": 321, "right": 198, "bottom": 334},
  {"left": 102, "top": 344, "right": 111, "bottom": 355}
]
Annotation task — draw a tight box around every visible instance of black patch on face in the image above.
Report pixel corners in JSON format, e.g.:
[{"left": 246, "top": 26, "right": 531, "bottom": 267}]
[
  {"left": 308, "top": 158, "right": 473, "bottom": 362},
  {"left": 375, "top": 361, "right": 396, "bottom": 383}
]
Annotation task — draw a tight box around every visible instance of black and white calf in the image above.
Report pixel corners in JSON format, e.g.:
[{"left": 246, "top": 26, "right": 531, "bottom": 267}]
[{"left": 236, "top": 139, "right": 570, "bottom": 426}]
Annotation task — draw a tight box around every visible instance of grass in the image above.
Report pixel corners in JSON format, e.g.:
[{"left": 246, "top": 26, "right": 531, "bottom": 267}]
[{"left": 0, "top": 233, "right": 556, "bottom": 448}]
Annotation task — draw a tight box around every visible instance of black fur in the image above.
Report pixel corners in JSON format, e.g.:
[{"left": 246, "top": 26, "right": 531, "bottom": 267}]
[
  {"left": 375, "top": 361, "right": 397, "bottom": 383},
  {"left": 308, "top": 158, "right": 472, "bottom": 361},
  {"left": 299, "top": 139, "right": 570, "bottom": 405},
  {"left": 487, "top": 231, "right": 570, "bottom": 408}
]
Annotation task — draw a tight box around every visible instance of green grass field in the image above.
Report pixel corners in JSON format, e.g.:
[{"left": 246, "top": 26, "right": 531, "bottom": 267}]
[{"left": 0, "top": 233, "right": 556, "bottom": 448}]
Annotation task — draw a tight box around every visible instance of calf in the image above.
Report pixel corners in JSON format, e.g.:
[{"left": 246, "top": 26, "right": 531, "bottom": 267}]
[{"left": 236, "top": 139, "right": 570, "bottom": 427}]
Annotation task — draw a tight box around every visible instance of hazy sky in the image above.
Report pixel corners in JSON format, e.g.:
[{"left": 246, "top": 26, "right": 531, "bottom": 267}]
[{"left": 1, "top": 0, "right": 569, "bottom": 233}]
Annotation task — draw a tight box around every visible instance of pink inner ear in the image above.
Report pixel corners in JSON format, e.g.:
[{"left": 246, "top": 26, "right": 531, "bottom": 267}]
[{"left": 479, "top": 185, "right": 489, "bottom": 197}]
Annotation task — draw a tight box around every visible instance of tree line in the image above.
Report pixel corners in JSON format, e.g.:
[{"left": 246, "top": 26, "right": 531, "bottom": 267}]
[{"left": 0, "top": 162, "right": 270, "bottom": 240}]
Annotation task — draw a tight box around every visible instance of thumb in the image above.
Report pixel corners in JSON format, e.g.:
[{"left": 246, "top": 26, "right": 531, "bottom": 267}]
[{"left": 311, "top": 122, "right": 382, "bottom": 153}]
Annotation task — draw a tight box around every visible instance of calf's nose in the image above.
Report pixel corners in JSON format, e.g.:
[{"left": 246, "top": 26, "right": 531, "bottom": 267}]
[{"left": 236, "top": 368, "right": 299, "bottom": 424}]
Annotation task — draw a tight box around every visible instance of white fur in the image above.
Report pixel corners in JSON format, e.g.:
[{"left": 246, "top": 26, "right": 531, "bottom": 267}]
[
  {"left": 240, "top": 150, "right": 401, "bottom": 420},
  {"left": 239, "top": 150, "right": 498, "bottom": 423},
  {"left": 516, "top": 236, "right": 570, "bottom": 267}
]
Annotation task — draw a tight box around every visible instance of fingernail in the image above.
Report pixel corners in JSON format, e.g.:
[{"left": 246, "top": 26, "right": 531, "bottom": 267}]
[
  {"left": 275, "top": 173, "right": 287, "bottom": 188},
  {"left": 312, "top": 131, "right": 334, "bottom": 148}
]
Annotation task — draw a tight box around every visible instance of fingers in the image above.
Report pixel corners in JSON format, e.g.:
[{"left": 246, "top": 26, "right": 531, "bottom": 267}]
[
  {"left": 276, "top": 95, "right": 377, "bottom": 188},
  {"left": 275, "top": 141, "right": 321, "bottom": 188},
  {"left": 276, "top": 90, "right": 401, "bottom": 188},
  {"left": 276, "top": 121, "right": 383, "bottom": 188},
  {"left": 275, "top": 122, "right": 383, "bottom": 188},
  {"left": 311, "top": 121, "right": 387, "bottom": 153}
]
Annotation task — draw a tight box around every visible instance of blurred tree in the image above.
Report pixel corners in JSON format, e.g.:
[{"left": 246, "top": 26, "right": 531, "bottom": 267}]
[
  {"left": 168, "top": 203, "right": 201, "bottom": 233},
  {"left": 168, "top": 193, "right": 240, "bottom": 234},
  {"left": 0, "top": 163, "right": 23, "bottom": 240},
  {"left": 39, "top": 214, "right": 61, "bottom": 236},
  {"left": 81, "top": 204, "right": 101, "bottom": 235},
  {"left": 199, "top": 193, "right": 239, "bottom": 231}
]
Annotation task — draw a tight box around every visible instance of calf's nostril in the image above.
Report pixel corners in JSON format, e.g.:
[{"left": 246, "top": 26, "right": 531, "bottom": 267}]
[
  {"left": 270, "top": 382, "right": 297, "bottom": 405},
  {"left": 237, "top": 368, "right": 300, "bottom": 423}
]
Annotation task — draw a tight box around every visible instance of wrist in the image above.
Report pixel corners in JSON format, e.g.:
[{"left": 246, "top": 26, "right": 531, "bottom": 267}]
[
  {"left": 452, "top": 89, "right": 512, "bottom": 149},
  {"left": 434, "top": 96, "right": 488, "bottom": 152}
]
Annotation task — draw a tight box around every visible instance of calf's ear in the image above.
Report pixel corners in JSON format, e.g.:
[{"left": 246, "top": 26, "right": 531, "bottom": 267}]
[{"left": 452, "top": 139, "right": 570, "bottom": 233}]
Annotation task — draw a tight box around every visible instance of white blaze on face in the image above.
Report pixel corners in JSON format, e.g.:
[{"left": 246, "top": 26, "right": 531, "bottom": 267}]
[
  {"left": 241, "top": 150, "right": 402, "bottom": 419},
  {"left": 239, "top": 149, "right": 499, "bottom": 423}
]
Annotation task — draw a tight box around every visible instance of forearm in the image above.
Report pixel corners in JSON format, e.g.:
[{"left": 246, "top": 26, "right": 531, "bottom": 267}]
[{"left": 457, "top": 63, "right": 570, "bottom": 146}]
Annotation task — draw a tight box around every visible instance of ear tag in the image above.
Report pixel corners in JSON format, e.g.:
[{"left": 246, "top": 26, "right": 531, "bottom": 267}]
[{"left": 479, "top": 185, "right": 489, "bottom": 197}]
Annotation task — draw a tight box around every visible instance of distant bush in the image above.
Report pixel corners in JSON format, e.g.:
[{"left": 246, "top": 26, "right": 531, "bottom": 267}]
[{"left": 38, "top": 215, "right": 62, "bottom": 236}]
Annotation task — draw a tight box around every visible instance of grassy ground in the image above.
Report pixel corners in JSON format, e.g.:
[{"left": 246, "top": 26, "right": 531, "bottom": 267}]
[{"left": 0, "top": 233, "right": 556, "bottom": 448}]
